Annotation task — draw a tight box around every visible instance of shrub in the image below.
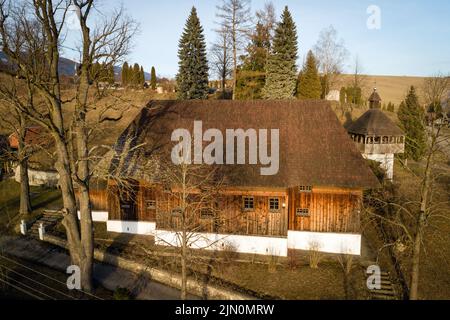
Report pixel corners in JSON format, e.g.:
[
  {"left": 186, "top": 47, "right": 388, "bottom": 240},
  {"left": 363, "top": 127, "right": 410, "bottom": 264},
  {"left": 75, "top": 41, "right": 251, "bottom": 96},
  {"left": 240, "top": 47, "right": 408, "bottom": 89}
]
[
  {"left": 308, "top": 242, "right": 322, "bottom": 269},
  {"left": 113, "top": 287, "right": 132, "bottom": 300}
]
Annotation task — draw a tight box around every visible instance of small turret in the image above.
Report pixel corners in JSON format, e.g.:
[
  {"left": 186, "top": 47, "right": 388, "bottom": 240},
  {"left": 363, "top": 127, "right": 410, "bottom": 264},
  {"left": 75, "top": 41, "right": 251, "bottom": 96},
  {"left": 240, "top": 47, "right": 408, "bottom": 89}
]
[
  {"left": 369, "top": 88, "right": 382, "bottom": 109},
  {"left": 347, "top": 89, "right": 405, "bottom": 180}
]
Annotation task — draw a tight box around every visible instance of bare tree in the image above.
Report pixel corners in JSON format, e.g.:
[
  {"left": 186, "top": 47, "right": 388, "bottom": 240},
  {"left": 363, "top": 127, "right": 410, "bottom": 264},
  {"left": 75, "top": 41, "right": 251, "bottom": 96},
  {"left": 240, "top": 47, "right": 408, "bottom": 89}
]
[
  {"left": 155, "top": 157, "right": 225, "bottom": 300},
  {"left": 0, "top": 95, "right": 32, "bottom": 216},
  {"left": 0, "top": 0, "right": 138, "bottom": 291},
  {"left": 216, "top": 0, "right": 252, "bottom": 100},
  {"left": 313, "top": 25, "right": 349, "bottom": 98},
  {"left": 210, "top": 26, "right": 233, "bottom": 94},
  {"left": 255, "top": 1, "right": 276, "bottom": 55},
  {"left": 422, "top": 73, "right": 450, "bottom": 117}
]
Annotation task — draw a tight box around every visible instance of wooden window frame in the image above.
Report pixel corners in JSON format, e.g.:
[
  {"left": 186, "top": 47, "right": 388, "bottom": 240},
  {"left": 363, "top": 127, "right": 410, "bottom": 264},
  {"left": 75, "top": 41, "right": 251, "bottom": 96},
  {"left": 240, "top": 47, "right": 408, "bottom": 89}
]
[
  {"left": 269, "top": 197, "right": 280, "bottom": 212},
  {"left": 242, "top": 196, "right": 255, "bottom": 211},
  {"left": 200, "top": 208, "right": 215, "bottom": 220},
  {"left": 171, "top": 207, "right": 182, "bottom": 217},
  {"left": 299, "top": 185, "right": 312, "bottom": 193},
  {"left": 296, "top": 208, "right": 310, "bottom": 217},
  {"left": 146, "top": 200, "right": 157, "bottom": 210}
]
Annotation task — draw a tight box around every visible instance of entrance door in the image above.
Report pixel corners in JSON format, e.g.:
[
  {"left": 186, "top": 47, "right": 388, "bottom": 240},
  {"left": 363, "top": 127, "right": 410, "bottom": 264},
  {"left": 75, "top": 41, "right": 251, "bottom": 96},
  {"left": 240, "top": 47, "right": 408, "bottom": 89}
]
[{"left": 119, "top": 190, "right": 138, "bottom": 221}]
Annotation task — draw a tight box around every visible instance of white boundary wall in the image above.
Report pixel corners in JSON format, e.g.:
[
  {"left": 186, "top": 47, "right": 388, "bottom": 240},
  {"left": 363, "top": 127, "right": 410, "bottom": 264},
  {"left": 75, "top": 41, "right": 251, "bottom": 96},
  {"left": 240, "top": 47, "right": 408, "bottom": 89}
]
[
  {"left": 107, "top": 220, "right": 156, "bottom": 236},
  {"left": 155, "top": 230, "right": 288, "bottom": 257},
  {"left": 77, "top": 211, "right": 109, "bottom": 222},
  {"left": 287, "top": 231, "right": 361, "bottom": 255},
  {"left": 364, "top": 153, "right": 395, "bottom": 180}
]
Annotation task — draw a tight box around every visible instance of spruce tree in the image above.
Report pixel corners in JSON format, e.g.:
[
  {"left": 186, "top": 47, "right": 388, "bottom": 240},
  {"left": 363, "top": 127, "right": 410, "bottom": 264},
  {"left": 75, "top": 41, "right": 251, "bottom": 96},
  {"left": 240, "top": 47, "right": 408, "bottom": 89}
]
[
  {"left": 140, "top": 66, "right": 145, "bottom": 86},
  {"left": 297, "top": 50, "right": 321, "bottom": 99},
  {"left": 133, "top": 63, "right": 140, "bottom": 86},
  {"left": 151, "top": 66, "right": 157, "bottom": 90},
  {"left": 262, "top": 6, "right": 298, "bottom": 100},
  {"left": 176, "top": 7, "right": 209, "bottom": 100},
  {"left": 108, "top": 65, "right": 115, "bottom": 84},
  {"left": 398, "top": 86, "right": 427, "bottom": 161},
  {"left": 122, "top": 62, "right": 129, "bottom": 86}
]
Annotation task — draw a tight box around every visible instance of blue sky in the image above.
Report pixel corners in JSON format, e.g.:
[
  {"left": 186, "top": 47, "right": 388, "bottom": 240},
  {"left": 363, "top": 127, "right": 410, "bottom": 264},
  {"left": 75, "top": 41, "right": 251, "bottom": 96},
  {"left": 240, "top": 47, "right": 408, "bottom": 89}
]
[{"left": 64, "top": 0, "right": 450, "bottom": 78}]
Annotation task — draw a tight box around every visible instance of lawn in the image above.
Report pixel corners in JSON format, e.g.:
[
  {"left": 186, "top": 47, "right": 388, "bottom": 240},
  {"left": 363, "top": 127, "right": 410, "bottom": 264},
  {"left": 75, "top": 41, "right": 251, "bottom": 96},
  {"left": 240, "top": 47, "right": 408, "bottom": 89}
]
[{"left": 0, "top": 179, "right": 63, "bottom": 232}]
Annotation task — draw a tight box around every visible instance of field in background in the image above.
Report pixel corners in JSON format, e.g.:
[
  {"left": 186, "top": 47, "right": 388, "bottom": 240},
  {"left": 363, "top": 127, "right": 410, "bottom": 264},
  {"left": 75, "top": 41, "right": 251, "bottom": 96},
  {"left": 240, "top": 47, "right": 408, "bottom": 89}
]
[{"left": 337, "top": 74, "right": 428, "bottom": 106}]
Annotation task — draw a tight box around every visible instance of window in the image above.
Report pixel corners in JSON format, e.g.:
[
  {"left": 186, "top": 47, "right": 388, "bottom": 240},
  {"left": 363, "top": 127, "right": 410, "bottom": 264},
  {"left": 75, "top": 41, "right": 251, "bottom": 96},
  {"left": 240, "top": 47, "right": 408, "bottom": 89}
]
[
  {"left": 296, "top": 208, "right": 310, "bottom": 217},
  {"left": 171, "top": 208, "right": 182, "bottom": 216},
  {"left": 146, "top": 200, "right": 157, "bottom": 210},
  {"left": 269, "top": 198, "right": 280, "bottom": 212},
  {"left": 243, "top": 197, "right": 254, "bottom": 211},
  {"left": 299, "top": 186, "right": 312, "bottom": 193},
  {"left": 200, "top": 208, "right": 214, "bottom": 219}
]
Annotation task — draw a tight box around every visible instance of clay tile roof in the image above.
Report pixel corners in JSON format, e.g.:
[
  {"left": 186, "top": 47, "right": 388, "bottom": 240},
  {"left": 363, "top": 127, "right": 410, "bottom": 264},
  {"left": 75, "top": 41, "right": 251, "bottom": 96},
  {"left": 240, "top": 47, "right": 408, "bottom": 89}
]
[
  {"left": 112, "top": 100, "right": 380, "bottom": 190},
  {"left": 347, "top": 109, "right": 405, "bottom": 136},
  {"left": 8, "top": 127, "right": 48, "bottom": 149}
]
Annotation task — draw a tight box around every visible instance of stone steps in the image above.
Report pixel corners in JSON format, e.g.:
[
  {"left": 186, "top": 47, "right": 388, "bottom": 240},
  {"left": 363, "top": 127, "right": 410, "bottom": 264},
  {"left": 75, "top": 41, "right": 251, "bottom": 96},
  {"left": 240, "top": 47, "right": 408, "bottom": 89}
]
[
  {"left": 28, "top": 210, "right": 63, "bottom": 238},
  {"left": 367, "top": 271, "right": 398, "bottom": 300}
]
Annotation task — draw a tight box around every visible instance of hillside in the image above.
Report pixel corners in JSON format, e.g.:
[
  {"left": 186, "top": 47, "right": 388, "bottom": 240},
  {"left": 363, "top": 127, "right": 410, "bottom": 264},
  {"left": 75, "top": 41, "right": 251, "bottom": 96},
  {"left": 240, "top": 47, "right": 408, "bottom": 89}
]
[{"left": 336, "top": 74, "right": 428, "bottom": 106}]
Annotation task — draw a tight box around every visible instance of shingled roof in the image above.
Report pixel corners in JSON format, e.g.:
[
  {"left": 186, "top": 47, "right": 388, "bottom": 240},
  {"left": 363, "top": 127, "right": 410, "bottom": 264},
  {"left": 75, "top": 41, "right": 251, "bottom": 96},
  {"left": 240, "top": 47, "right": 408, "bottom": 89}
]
[
  {"left": 347, "top": 109, "right": 404, "bottom": 136},
  {"left": 112, "top": 100, "right": 379, "bottom": 190}
]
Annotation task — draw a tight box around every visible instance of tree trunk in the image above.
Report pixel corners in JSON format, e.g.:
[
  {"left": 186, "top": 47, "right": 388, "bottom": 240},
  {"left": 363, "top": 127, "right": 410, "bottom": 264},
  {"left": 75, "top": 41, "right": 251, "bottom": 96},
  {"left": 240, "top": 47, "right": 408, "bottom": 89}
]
[
  {"left": 181, "top": 235, "right": 187, "bottom": 300},
  {"left": 18, "top": 116, "right": 32, "bottom": 216},
  {"left": 19, "top": 158, "right": 32, "bottom": 215},
  {"left": 409, "top": 214, "right": 423, "bottom": 300}
]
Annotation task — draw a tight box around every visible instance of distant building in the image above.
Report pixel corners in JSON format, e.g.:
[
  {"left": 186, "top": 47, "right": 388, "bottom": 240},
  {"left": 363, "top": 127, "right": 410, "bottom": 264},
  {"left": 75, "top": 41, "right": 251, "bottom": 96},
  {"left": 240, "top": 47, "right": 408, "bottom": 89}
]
[
  {"left": 347, "top": 89, "right": 405, "bottom": 180},
  {"left": 326, "top": 90, "right": 340, "bottom": 102}
]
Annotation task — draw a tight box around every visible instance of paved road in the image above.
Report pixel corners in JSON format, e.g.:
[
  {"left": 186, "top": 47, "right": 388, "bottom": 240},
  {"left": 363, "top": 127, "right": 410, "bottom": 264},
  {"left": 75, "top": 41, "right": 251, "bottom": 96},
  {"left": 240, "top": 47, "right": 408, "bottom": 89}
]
[{"left": 0, "top": 236, "right": 198, "bottom": 300}]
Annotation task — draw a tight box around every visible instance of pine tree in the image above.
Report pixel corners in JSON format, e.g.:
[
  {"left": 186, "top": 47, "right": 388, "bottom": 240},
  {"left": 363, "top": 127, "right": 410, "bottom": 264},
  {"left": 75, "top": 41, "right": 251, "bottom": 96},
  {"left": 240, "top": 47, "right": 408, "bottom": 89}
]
[
  {"left": 398, "top": 86, "right": 427, "bottom": 161},
  {"left": 132, "top": 63, "right": 140, "bottom": 86},
  {"left": 262, "top": 6, "right": 298, "bottom": 100},
  {"left": 151, "top": 66, "right": 157, "bottom": 90},
  {"left": 176, "top": 7, "right": 209, "bottom": 100},
  {"left": 108, "top": 64, "right": 115, "bottom": 84},
  {"left": 122, "top": 62, "right": 129, "bottom": 86},
  {"left": 297, "top": 50, "right": 321, "bottom": 99},
  {"left": 140, "top": 66, "right": 145, "bottom": 86},
  {"left": 340, "top": 87, "right": 346, "bottom": 104}
]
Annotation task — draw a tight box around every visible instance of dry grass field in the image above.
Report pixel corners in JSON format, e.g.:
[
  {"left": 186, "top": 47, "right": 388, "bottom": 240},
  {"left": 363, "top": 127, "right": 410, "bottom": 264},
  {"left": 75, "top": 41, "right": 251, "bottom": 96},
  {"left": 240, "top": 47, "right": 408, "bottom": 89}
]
[{"left": 336, "top": 74, "right": 428, "bottom": 106}]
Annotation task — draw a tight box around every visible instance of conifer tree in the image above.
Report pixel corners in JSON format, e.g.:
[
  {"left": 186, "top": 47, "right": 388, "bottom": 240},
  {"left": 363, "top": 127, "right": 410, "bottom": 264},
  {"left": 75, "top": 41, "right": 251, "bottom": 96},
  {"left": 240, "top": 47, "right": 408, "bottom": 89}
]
[
  {"left": 297, "top": 50, "right": 322, "bottom": 99},
  {"left": 398, "top": 86, "right": 427, "bottom": 161},
  {"left": 262, "top": 6, "right": 298, "bottom": 100},
  {"left": 151, "top": 66, "right": 157, "bottom": 90},
  {"left": 140, "top": 66, "right": 145, "bottom": 86},
  {"left": 133, "top": 63, "right": 140, "bottom": 86},
  {"left": 176, "top": 7, "right": 209, "bottom": 100},
  {"left": 122, "top": 62, "right": 129, "bottom": 86},
  {"left": 108, "top": 65, "right": 115, "bottom": 84}
]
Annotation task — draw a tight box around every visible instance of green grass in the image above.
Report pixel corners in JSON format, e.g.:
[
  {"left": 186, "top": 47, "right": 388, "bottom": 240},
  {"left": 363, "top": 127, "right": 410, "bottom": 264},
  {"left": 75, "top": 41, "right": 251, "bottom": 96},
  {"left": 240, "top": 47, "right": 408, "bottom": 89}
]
[{"left": 0, "top": 179, "right": 62, "bottom": 232}]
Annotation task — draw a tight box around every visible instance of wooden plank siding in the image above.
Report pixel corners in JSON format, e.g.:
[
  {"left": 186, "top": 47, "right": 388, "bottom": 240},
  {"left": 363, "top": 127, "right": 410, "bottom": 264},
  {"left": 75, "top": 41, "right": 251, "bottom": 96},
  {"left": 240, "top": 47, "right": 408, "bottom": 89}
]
[
  {"left": 288, "top": 187, "right": 362, "bottom": 233},
  {"left": 156, "top": 193, "right": 289, "bottom": 237},
  {"left": 89, "top": 181, "right": 363, "bottom": 236}
]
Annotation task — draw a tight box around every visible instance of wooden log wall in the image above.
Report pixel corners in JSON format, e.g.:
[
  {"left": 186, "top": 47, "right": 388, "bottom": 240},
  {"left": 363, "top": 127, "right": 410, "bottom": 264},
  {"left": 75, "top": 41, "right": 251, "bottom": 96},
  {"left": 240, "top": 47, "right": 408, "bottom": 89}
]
[
  {"left": 154, "top": 191, "right": 288, "bottom": 237},
  {"left": 288, "top": 187, "right": 362, "bottom": 233}
]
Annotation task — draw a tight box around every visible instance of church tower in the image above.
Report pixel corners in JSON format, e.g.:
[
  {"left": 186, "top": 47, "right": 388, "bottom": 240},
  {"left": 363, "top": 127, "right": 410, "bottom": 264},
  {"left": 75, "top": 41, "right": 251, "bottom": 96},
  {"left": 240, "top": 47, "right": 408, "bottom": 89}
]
[{"left": 347, "top": 89, "right": 405, "bottom": 180}]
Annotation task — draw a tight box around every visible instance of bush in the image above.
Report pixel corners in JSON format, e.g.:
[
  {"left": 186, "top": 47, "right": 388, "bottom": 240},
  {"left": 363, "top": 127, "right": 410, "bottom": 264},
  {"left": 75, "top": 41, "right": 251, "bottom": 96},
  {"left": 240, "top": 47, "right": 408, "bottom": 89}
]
[
  {"left": 113, "top": 287, "right": 132, "bottom": 300},
  {"left": 308, "top": 242, "right": 322, "bottom": 269}
]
